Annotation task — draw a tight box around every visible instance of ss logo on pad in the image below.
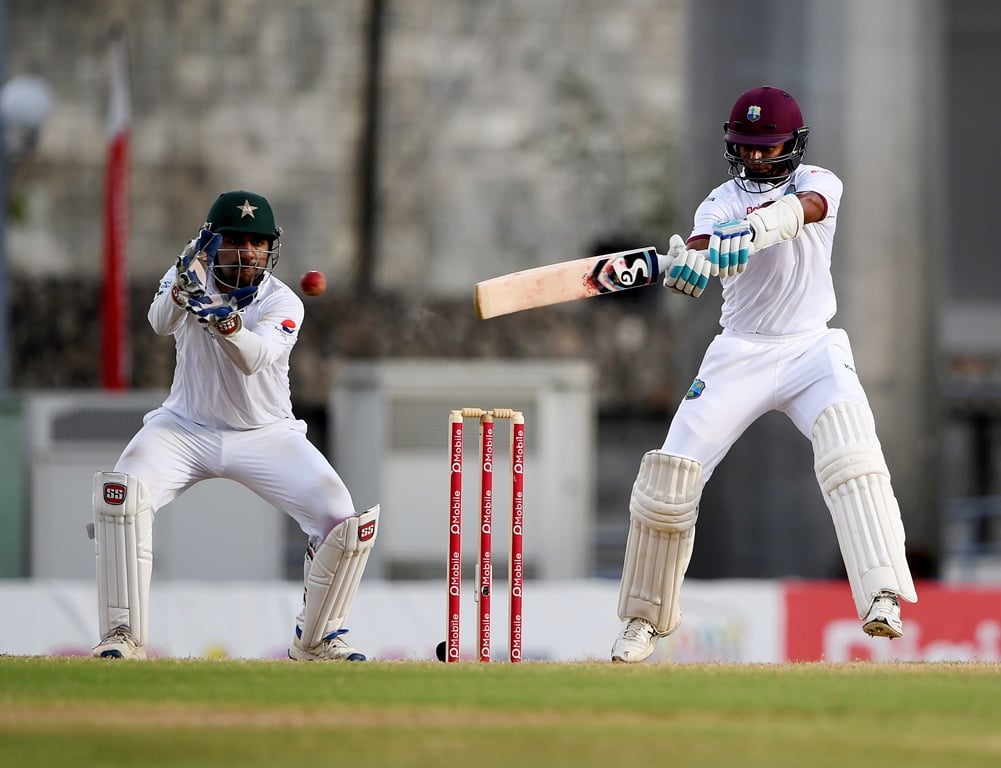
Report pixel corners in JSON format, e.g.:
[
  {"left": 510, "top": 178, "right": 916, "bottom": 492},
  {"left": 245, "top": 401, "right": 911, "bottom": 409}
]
[
  {"left": 358, "top": 520, "right": 376, "bottom": 541},
  {"left": 103, "top": 483, "right": 127, "bottom": 505}
]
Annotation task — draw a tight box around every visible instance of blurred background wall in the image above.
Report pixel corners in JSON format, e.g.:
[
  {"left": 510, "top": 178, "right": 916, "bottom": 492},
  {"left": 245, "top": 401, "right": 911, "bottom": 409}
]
[{"left": 1, "top": 0, "right": 999, "bottom": 583}]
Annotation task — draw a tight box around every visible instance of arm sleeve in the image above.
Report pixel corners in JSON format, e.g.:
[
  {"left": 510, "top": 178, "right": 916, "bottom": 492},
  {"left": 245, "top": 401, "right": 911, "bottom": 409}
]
[
  {"left": 148, "top": 267, "right": 188, "bottom": 336},
  {"left": 213, "top": 293, "right": 305, "bottom": 376},
  {"left": 689, "top": 185, "right": 734, "bottom": 243},
  {"left": 797, "top": 168, "right": 843, "bottom": 221}
]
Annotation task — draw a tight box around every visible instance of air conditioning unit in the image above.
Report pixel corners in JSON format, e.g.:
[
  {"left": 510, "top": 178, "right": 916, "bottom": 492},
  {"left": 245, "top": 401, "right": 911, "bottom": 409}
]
[{"left": 330, "top": 360, "right": 597, "bottom": 580}]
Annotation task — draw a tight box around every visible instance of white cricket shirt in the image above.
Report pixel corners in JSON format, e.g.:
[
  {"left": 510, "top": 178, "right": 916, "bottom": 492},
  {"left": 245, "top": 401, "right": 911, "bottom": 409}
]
[
  {"left": 149, "top": 270, "right": 305, "bottom": 430},
  {"left": 690, "top": 164, "right": 843, "bottom": 336}
]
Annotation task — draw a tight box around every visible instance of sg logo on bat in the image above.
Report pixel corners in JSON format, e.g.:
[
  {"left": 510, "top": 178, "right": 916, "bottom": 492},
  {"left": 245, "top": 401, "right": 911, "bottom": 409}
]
[{"left": 588, "top": 247, "right": 661, "bottom": 295}]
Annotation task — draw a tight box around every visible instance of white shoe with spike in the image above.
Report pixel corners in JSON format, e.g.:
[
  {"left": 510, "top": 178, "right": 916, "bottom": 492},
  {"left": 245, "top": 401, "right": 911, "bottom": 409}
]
[
  {"left": 862, "top": 591, "right": 903, "bottom": 639},
  {"left": 611, "top": 617, "right": 665, "bottom": 663},
  {"left": 289, "top": 628, "right": 367, "bottom": 661},
  {"left": 93, "top": 625, "right": 146, "bottom": 659}
]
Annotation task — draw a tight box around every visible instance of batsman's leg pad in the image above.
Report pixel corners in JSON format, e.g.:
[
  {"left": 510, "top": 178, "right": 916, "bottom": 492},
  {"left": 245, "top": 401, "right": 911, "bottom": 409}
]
[
  {"left": 299, "top": 505, "right": 379, "bottom": 648},
  {"left": 813, "top": 403, "right": 918, "bottom": 618},
  {"left": 618, "top": 451, "right": 702, "bottom": 635},
  {"left": 93, "top": 471, "right": 153, "bottom": 646}
]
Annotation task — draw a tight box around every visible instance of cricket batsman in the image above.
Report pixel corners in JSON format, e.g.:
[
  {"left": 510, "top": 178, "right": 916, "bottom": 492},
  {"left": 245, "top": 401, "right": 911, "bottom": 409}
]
[{"left": 612, "top": 86, "right": 918, "bottom": 663}]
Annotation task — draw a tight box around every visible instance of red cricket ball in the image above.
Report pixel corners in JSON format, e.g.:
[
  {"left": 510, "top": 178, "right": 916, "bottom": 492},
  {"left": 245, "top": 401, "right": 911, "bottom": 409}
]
[{"left": 300, "top": 270, "right": 327, "bottom": 297}]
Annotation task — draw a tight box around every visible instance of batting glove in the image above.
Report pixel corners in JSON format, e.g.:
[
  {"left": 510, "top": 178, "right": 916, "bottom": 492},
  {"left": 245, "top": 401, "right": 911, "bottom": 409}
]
[
  {"left": 663, "top": 234, "right": 714, "bottom": 298},
  {"left": 708, "top": 219, "right": 754, "bottom": 278}
]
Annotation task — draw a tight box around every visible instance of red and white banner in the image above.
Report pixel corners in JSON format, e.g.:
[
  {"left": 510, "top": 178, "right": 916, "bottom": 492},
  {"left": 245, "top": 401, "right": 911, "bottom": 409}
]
[
  {"left": 784, "top": 580, "right": 1001, "bottom": 662},
  {"left": 100, "top": 24, "right": 131, "bottom": 389}
]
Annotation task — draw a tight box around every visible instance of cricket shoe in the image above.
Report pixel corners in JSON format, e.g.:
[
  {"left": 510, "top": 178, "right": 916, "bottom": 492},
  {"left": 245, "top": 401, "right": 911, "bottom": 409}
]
[
  {"left": 92, "top": 625, "right": 146, "bottom": 659},
  {"left": 289, "top": 627, "right": 367, "bottom": 661},
  {"left": 611, "top": 617, "right": 666, "bottom": 663},
  {"left": 862, "top": 591, "right": 903, "bottom": 639}
]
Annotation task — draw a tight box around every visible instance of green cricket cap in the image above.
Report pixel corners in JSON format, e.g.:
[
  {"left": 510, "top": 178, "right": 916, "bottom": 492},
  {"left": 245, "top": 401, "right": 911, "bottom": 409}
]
[{"left": 204, "top": 191, "right": 280, "bottom": 240}]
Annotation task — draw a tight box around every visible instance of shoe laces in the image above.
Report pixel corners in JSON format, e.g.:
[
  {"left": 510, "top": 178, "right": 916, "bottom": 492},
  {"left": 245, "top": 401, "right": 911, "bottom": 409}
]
[
  {"left": 295, "top": 626, "right": 353, "bottom": 646},
  {"left": 104, "top": 625, "right": 136, "bottom": 645},
  {"left": 320, "top": 629, "right": 351, "bottom": 647},
  {"left": 874, "top": 590, "right": 899, "bottom": 607},
  {"left": 621, "top": 619, "right": 654, "bottom": 641}
]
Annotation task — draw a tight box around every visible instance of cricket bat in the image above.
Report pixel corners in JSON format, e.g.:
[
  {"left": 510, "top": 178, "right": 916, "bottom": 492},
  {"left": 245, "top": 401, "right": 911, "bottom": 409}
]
[{"left": 473, "top": 246, "right": 663, "bottom": 319}]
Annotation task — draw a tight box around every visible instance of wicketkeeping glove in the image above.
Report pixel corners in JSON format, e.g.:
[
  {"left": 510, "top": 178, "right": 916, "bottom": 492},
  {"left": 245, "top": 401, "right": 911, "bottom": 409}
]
[
  {"left": 663, "top": 234, "right": 715, "bottom": 298},
  {"left": 190, "top": 284, "right": 258, "bottom": 333},
  {"left": 174, "top": 228, "right": 222, "bottom": 299},
  {"left": 708, "top": 219, "right": 754, "bottom": 278}
]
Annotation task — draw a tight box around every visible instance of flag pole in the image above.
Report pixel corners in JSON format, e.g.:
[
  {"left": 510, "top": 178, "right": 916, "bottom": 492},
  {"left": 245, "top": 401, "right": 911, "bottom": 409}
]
[{"left": 100, "top": 23, "right": 131, "bottom": 390}]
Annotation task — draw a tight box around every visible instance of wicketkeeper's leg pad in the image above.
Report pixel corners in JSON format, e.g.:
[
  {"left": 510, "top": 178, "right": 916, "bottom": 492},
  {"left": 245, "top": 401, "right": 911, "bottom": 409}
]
[
  {"left": 92, "top": 471, "right": 153, "bottom": 646},
  {"left": 299, "top": 505, "right": 379, "bottom": 649},
  {"left": 618, "top": 451, "right": 702, "bottom": 635},
  {"left": 813, "top": 402, "right": 918, "bottom": 618}
]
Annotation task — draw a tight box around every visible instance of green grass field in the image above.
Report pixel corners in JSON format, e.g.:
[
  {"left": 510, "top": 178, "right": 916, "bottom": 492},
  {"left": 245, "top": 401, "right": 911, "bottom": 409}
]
[{"left": 1, "top": 656, "right": 998, "bottom": 767}]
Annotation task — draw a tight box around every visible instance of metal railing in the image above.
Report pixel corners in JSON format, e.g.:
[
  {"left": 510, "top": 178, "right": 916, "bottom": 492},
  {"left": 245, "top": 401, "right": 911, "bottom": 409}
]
[{"left": 944, "top": 495, "right": 1001, "bottom": 581}]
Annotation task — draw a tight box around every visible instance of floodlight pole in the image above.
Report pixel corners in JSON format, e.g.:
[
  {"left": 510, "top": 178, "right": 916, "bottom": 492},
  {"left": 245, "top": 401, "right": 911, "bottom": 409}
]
[{"left": 0, "top": 0, "right": 9, "bottom": 391}]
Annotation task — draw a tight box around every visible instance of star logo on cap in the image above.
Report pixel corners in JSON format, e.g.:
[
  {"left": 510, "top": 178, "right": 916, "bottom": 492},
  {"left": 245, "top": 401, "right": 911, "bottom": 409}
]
[{"left": 237, "top": 200, "right": 258, "bottom": 218}]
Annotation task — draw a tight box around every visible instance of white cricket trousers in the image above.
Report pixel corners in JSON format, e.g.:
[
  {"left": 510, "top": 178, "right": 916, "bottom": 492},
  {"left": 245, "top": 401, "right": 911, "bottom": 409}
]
[
  {"left": 662, "top": 327, "right": 874, "bottom": 483},
  {"left": 114, "top": 407, "right": 356, "bottom": 541}
]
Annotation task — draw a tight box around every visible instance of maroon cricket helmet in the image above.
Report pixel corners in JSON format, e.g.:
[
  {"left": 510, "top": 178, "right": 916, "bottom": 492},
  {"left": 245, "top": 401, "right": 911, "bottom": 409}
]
[{"left": 722, "top": 86, "right": 811, "bottom": 190}]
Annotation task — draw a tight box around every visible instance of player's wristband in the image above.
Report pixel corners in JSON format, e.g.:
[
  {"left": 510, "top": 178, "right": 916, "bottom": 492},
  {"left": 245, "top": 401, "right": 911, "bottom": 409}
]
[
  {"left": 214, "top": 314, "right": 242, "bottom": 336},
  {"left": 171, "top": 283, "right": 186, "bottom": 308}
]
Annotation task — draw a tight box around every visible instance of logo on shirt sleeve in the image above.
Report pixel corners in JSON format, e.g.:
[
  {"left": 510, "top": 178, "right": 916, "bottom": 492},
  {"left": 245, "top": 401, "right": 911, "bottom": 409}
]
[
  {"left": 278, "top": 319, "right": 297, "bottom": 335},
  {"left": 685, "top": 378, "right": 706, "bottom": 400}
]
